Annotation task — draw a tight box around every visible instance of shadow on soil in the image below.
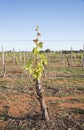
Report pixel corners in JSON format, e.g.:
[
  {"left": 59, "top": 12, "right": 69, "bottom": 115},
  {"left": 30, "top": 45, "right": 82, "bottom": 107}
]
[{"left": 0, "top": 108, "right": 83, "bottom": 130}]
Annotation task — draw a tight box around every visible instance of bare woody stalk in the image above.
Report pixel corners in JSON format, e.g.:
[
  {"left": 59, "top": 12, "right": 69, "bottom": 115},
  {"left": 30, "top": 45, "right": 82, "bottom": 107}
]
[
  {"left": 35, "top": 79, "right": 49, "bottom": 120},
  {"left": 26, "top": 26, "right": 50, "bottom": 121}
]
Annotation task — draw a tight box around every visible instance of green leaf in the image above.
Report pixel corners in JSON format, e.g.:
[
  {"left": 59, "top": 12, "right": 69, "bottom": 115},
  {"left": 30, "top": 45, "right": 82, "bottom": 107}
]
[
  {"left": 40, "top": 53, "right": 45, "bottom": 59},
  {"left": 26, "top": 59, "right": 32, "bottom": 68},
  {"left": 32, "top": 47, "right": 39, "bottom": 55},
  {"left": 38, "top": 42, "right": 43, "bottom": 49},
  {"left": 29, "top": 67, "right": 33, "bottom": 75},
  {"left": 43, "top": 58, "right": 47, "bottom": 65},
  {"left": 25, "top": 26, "right": 47, "bottom": 81}
]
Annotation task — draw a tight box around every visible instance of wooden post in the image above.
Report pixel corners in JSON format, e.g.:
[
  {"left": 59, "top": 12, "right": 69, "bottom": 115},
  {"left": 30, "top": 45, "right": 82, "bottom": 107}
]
[
  {"left": 19, "top": 50, "right": 22, "bottom": 63},
  {"left": 66, "top": 54, "right": 70, "bottom": 68},
  {"left": 2, "top": 45, "right": 6, "bottom": 77},
  {"left": 82, "top": 44, "right": 84, "bottom": 69},
  {"left": 23, "top": 51, "right": 26, "bottom": 65},
  {"left": 13, "top": 48, "right": 16, "bottom": 65},
  {"left": 71, "top": 47, "right": 73, "bottom": 59}
]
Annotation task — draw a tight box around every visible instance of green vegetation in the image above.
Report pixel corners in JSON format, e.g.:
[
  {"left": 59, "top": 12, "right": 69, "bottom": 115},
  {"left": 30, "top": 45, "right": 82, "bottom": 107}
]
[
  {"left": 70, "top": 98, "right": 84, "bottom": 103},
  {"left": 74, "top": 108, "right": 84, "bottom": 114}
]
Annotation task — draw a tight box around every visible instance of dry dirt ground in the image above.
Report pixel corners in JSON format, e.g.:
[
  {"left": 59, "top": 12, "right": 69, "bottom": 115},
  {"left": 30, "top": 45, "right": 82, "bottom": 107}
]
[
  {"left": 0, "top": 56, "right": 84, "bottom": 130},
  {"left": 0, "top": 74, "right": 84, "bottom": 130}
]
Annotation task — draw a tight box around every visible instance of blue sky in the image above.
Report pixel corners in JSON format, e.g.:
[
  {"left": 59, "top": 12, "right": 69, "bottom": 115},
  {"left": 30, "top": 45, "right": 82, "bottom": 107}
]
[{"left": 0, "top": 0, "right": 84, "bottom": 51}]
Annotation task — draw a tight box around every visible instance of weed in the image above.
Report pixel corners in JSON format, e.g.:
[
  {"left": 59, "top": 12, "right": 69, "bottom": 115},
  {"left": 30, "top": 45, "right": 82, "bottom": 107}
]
[
  {"left": 74, "top": 108, "right": 84, "bottom": 114},
  {"left": 0, "top": 96, "right": 7, "bottom": 99},
  {"left": 71, "top": 98, "right": 84, "bottom": 103}
]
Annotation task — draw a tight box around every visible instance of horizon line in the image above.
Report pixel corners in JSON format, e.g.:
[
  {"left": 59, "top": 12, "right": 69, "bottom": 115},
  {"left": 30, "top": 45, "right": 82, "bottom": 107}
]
[{"left": 0, "top": 40, "right": 84, "bottom": 42}]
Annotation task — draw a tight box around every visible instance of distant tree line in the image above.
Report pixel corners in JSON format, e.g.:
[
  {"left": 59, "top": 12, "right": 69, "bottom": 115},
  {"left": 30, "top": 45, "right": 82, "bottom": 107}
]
[
  {"left": 40, "top": 49, "right": 84, "bottom": 53},
  {"left": 0, "top": 49, "right": 83, "bottom": 54}
]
